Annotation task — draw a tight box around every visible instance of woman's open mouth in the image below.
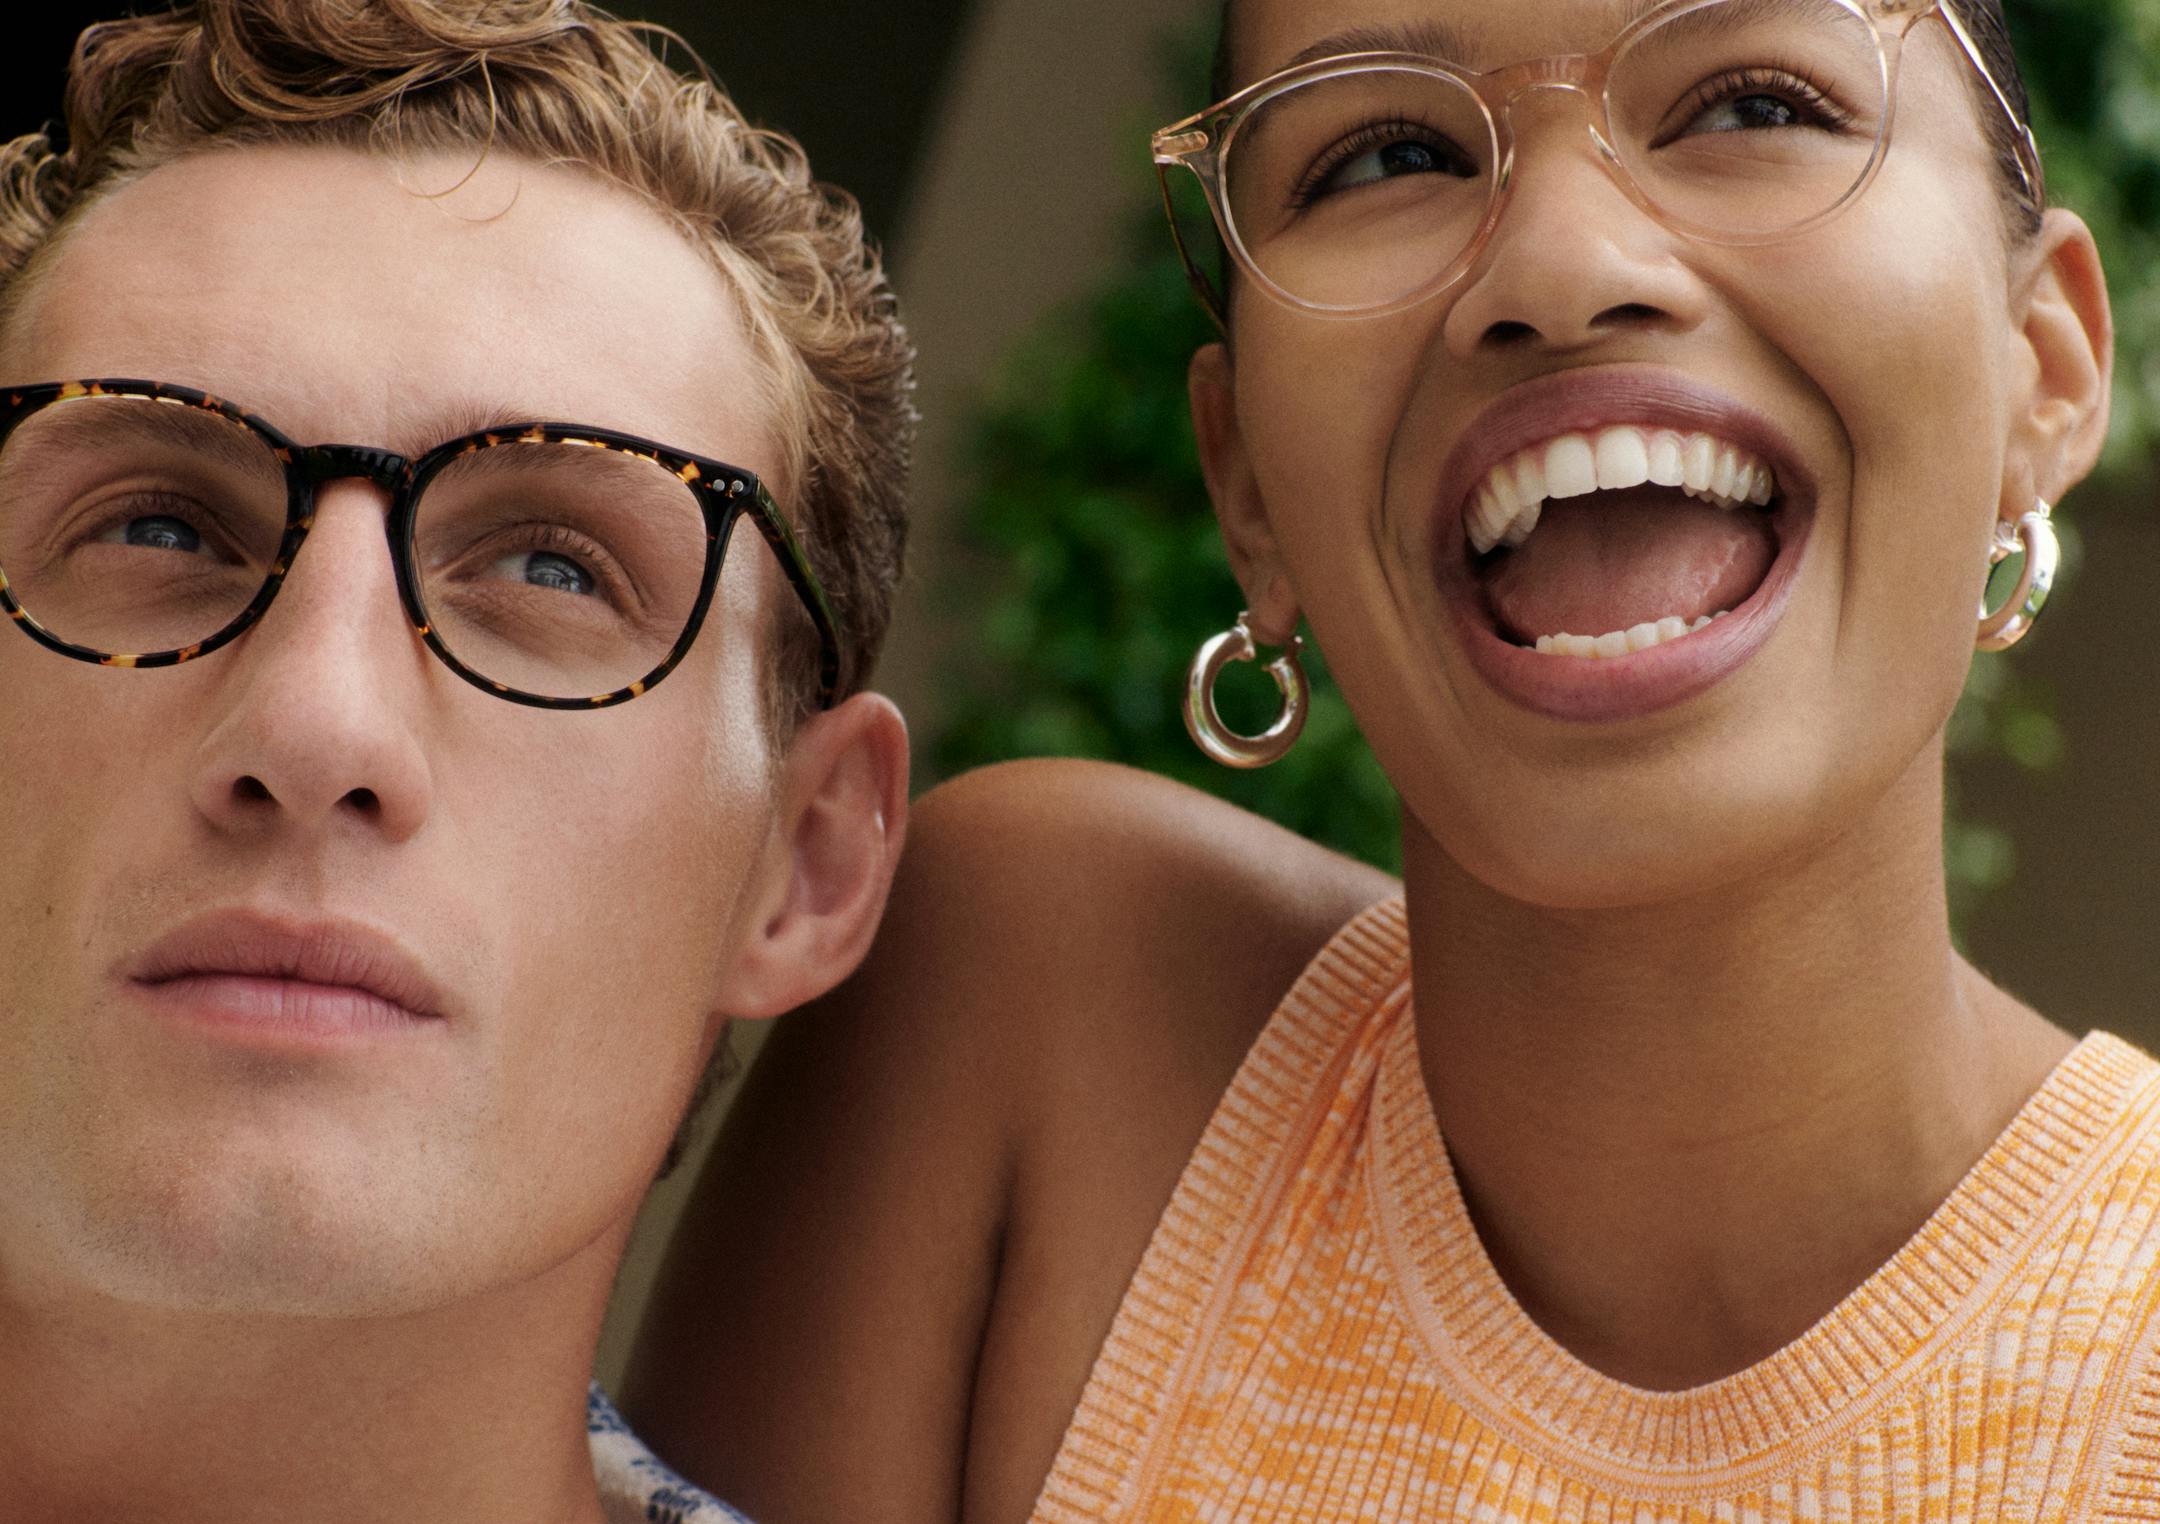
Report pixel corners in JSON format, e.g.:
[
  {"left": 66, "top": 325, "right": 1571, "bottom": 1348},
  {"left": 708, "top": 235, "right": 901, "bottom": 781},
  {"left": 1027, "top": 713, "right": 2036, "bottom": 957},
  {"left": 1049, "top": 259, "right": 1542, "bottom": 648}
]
[{"left": 1433, "top": 372, "right": 1818, "bottom": 722}]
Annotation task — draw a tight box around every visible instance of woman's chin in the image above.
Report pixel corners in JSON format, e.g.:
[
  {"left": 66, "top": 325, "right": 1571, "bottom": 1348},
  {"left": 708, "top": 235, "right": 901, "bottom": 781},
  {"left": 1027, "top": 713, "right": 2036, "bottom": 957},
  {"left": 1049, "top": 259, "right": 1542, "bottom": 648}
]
[{"left": 1402, "top": 752, "right": 1844, "bottom": 915}]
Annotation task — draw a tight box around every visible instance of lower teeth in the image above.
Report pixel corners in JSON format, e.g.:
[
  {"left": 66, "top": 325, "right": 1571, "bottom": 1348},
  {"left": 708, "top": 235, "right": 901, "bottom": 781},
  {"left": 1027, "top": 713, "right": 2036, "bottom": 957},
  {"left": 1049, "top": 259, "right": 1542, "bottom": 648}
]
[{"left": 1532, "top": 611, "right": 1728, "bottom": 658}]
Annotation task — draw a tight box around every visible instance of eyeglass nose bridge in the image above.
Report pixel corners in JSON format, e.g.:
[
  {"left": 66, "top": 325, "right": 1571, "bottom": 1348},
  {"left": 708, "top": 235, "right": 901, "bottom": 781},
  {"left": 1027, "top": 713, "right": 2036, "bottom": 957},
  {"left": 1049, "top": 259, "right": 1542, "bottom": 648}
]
[
  {"left": 283, "top": 445, "right": 420, "bottom": 560},
  {"left": 292, "top": 443, "right": 413, "bottom": 493},
  {"left": 1486, "top": 56, "right": 1597, "bottom": 98},
  {"left": 271, "top": 443, "right": 428, "bottom": 633},
  {"left": 1475, "top": 54, "right": 1632, "bottom": 178},
  {"left": 1464, "top": 56, "right": 1642, "bottom": 255}
]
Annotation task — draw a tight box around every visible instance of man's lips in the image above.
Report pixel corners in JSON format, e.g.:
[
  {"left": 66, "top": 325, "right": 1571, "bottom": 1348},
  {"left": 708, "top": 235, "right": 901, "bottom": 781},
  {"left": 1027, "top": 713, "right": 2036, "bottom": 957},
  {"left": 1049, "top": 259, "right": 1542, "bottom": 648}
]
[{"left": 128, "top": 911, "right": 449, "bottom": 1030}]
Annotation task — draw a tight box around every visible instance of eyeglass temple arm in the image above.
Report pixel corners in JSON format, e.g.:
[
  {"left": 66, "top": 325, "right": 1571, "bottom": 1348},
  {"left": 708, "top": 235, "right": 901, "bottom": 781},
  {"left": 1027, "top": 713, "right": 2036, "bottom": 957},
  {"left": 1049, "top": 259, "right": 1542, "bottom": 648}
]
[
  {"left": 1154, "top": 156, "right": 1231, "bottom": 336},
  {"left": 741, "top": 480, "right": 844, "bottom": 707},
  {"left": 1931, "top": 0, "right": 2046, "bottom": 207}
]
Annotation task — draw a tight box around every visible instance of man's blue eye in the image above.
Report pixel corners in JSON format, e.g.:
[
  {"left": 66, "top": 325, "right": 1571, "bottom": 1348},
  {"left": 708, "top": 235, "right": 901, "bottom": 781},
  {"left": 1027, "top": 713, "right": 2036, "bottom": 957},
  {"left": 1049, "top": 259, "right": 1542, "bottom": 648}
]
[
  {"left": 123, "top": 515, "right": 203, "bottom": 553},
  {"left": 520, "top": 551, "right": 595, "bottom": 596}
]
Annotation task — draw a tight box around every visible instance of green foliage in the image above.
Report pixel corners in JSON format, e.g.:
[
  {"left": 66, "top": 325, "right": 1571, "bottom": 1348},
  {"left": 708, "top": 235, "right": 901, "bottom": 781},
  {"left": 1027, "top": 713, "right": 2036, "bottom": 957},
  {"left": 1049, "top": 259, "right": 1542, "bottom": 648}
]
[
  {"left": 929, "top": 238, "right": 1403, "bottom": 867},
  {"left": 930, "top": 1, "right": 2160, "bottom": 890},
  {"left": 2009, "top": 0, "right": 2160, "bottom": 473}
]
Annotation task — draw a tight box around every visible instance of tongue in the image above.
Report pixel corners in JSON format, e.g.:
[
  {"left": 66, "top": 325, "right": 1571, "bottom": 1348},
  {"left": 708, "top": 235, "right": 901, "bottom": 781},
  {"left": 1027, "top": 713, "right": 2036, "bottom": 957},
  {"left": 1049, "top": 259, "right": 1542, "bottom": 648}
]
[{"left": 1482, "top": 489, "right": 1776, "bottom": 642}]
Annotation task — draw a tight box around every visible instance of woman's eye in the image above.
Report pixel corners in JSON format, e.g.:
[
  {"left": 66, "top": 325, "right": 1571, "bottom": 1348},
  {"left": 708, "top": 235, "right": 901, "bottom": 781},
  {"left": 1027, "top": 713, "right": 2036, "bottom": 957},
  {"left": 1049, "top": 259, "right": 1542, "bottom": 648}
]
[
  {"left": 1303, "top": 127, "right": 1476, "bottom": 203},
  {"left": 1689, "top": 93, "right": 1804, "bottom": 133},
  {"left": 1333, "top": 140, "right": 1442, "bottom": 190},
  {"left": 495, "top": 548, "right": 597, "bottom": 596},
  {"left": 1669, "top": 72, "right": 1848, "bottom": 139}
]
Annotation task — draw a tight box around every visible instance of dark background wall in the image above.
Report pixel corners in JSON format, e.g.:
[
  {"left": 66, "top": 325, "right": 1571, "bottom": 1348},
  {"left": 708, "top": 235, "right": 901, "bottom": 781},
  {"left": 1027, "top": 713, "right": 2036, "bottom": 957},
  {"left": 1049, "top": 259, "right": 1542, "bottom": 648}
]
[
  {"left": 0, "top": 2, "right": 977, "bottom": 248},
  {"left": 577, "top": 0, "right": 978, "bottom": 246}
]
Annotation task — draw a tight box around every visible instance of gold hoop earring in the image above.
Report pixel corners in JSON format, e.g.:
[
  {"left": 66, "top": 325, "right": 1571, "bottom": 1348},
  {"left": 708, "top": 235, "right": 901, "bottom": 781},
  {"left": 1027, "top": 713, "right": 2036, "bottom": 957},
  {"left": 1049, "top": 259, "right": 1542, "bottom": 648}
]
[
  {"left": 1184, "top": 613, "right": 1309, "bottom": 769},
  {"left": 1977, "top": 500, "right": 2059, "bottom": 653}
]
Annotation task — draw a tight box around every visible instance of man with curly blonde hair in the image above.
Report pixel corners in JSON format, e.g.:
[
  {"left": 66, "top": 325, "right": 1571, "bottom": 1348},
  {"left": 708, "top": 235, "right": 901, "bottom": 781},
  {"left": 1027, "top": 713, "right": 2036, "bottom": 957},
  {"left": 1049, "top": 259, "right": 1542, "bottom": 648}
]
[{"left": 0, "top": 3, "right": 914, "bottom": 1519}]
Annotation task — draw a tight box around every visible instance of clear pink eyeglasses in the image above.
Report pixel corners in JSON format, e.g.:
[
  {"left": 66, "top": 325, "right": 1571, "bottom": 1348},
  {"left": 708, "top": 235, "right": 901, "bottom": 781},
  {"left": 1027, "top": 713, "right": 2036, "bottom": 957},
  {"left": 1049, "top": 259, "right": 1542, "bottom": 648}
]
[{"left": 1152, "top": 0, "right": 2044, "bottom": 322}]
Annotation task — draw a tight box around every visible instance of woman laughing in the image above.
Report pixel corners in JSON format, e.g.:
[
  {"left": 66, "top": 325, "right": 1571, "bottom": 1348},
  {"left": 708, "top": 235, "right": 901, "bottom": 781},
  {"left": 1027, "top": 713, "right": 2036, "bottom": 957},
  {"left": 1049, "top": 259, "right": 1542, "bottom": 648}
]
[{"left": 628, "top": 1, "right": 2136, "bottom": 1519}]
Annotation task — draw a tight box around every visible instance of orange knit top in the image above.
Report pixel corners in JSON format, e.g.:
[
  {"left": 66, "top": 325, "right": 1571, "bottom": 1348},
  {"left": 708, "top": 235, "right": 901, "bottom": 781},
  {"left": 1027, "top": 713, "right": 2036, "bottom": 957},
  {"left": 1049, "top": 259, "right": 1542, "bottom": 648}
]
[{"left": 1031, "top": 898, "right": 2160, "bottom": 1522}]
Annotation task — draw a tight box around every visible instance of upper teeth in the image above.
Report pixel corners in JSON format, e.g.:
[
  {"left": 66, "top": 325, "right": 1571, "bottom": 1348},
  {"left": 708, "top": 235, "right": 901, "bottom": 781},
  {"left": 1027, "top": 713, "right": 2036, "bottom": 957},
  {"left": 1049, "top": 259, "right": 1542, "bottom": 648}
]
[{"left": 1466, "top": 426, "right": 1778, "bottom": 555}]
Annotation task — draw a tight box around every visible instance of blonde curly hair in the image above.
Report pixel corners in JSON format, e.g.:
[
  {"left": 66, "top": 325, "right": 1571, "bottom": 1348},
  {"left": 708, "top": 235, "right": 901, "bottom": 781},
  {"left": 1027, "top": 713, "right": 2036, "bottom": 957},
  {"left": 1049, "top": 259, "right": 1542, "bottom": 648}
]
[{"left": 0, "top": 0, "right": 916, "bottom": 716}]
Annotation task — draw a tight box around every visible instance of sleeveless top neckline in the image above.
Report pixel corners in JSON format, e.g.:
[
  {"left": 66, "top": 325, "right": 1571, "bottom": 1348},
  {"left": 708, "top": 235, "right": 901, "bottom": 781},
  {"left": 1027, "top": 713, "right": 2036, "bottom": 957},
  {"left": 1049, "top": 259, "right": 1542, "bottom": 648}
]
[
  {"left": 1030, "top": 896, "right": 2160, "bottom": 1522},
  {"left": 1371, "top": 971, "right": 2158, "bottom": 1490}
]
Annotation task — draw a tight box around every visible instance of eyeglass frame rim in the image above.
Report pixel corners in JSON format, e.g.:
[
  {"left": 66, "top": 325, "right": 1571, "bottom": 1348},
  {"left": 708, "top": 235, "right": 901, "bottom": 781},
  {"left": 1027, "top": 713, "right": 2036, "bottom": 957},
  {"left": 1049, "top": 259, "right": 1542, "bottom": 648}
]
[
  {"left": 0, "top": 377, "right": 844, "bottom": 712},
  {"left": 1151, "top": 0, "right": 2046, "bottom": 328}
]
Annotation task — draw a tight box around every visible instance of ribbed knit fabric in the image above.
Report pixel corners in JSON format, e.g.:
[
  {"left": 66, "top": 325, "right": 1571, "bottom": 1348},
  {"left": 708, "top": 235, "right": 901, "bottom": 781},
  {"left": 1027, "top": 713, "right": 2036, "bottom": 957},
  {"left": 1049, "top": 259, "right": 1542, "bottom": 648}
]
[{"left": 1031, "top": 897, "right": 2160, "bottom": 1522}]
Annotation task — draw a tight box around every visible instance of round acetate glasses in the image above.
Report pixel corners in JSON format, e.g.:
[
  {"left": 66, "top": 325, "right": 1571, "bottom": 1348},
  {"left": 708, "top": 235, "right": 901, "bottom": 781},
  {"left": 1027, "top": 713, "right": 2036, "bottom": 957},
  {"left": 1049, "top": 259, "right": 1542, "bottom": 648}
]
[
  {"left": 1153, "top": 0, "right": 2044, "bottom": 321},
  {"left": 0, "top": 380, "right": 842, "bottom": 710}
]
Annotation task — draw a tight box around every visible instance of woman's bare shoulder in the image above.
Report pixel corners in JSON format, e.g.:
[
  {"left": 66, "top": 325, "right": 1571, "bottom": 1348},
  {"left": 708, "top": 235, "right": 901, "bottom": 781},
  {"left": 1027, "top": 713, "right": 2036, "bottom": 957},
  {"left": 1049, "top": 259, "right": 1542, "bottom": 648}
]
[
  {"left": 620, "top": 758, "right": 1395, "bottom": 1523},
  {"left": 792, "top": 754, "right": 1396, "bottom": 1184},
  {"left": 876, "top": 758, "right": 1401, "bottom": 1515},
  {"left": 704, "top": 755, "right": 1393, "bottom": 1154},
  {"left": 899, "top": 757, "right": 1397, "bottom": 1062}
]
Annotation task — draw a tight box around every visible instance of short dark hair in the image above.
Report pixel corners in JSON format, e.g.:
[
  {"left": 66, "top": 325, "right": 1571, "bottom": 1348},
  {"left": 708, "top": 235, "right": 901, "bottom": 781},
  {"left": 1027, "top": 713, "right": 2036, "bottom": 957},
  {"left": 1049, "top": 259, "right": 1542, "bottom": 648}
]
[{"left": 1206, "top": 0, "right": 2044, "bottom": 240}]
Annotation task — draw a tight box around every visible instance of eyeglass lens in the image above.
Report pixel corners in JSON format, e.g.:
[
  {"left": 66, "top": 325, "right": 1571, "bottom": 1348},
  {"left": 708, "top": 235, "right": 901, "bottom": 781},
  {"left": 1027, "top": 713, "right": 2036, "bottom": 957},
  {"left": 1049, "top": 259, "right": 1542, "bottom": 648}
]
[
  {"left": 1219, "top": 0, "right": 1888, "bottom": 312},
  {"left": 0, "top": 393, "right": 714, "bottom": 702}
]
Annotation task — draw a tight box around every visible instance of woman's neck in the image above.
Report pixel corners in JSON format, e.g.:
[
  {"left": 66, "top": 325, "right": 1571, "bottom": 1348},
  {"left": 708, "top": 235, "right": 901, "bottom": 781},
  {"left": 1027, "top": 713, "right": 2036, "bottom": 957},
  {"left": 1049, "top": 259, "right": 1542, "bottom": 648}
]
[{"left": 1399, "top": 744, "right": 2074, "bottom": 1391}]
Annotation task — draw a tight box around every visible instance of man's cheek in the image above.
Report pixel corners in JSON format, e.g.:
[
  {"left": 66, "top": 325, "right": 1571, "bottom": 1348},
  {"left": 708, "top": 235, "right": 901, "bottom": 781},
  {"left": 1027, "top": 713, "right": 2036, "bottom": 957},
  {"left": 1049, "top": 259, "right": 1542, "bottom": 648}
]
[{"left": 0, "top": 734, "right": 91, "bottom": 944}]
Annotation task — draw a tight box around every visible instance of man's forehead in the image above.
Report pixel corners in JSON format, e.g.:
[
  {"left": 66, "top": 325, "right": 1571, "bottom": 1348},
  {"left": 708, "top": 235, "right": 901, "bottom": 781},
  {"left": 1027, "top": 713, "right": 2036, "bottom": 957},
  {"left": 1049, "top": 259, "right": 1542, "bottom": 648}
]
[{"left": 5, "top": 144, "right": 778, "bottom": 469}]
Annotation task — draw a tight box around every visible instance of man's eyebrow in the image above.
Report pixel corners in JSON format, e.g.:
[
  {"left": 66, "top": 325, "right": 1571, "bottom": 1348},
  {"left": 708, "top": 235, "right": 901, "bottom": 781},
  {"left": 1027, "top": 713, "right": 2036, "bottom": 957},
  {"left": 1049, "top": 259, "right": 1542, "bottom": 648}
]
[
  {"left": 1640, "top": 0, "right": 1831, "bottom": 48},
  {"left": 393, "top": 399, "right": 559, "bottom": 454},
  {"left": 10, "top": 395, "right": 281, "bottom": 478}
]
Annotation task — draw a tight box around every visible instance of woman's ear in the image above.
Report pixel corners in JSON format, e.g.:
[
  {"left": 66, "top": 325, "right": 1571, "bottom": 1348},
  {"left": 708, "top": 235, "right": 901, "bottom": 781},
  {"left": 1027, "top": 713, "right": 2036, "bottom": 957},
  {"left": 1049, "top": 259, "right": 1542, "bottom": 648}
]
[
  {"left": 1191, "top": 341, "right": 1301, "bottom": 641},
  {"left": 2004, "top": 207, "right": 2114, "bottom": 515},
  {"left": 709, "top": 691, "right": 910, "bottom": 1021}
]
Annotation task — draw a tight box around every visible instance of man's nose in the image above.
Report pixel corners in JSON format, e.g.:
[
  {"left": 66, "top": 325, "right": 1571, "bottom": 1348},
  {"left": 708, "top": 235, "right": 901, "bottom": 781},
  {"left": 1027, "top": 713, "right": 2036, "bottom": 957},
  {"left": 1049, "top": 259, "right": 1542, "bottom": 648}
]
[{"left": 185, "top": 481, "right": 436, "bottom": 845}]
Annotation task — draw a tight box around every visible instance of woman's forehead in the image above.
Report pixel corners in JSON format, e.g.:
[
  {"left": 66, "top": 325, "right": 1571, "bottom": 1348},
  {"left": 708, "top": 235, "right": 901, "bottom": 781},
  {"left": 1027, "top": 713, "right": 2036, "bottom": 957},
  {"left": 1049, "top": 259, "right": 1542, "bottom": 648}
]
[{"left": 1236, "top": 0, "right": 1728, "bottom": 79}]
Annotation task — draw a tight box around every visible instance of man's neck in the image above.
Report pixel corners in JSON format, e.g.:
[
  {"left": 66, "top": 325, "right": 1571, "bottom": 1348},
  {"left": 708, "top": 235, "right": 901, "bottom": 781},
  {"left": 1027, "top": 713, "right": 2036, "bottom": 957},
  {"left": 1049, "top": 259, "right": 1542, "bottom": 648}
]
[
  {"left": 0, "top": 1227, "right": 626, "bottom": 1524},
  {"left": 1400, "top": 746, "right": 2074, "bottom": 1391}
]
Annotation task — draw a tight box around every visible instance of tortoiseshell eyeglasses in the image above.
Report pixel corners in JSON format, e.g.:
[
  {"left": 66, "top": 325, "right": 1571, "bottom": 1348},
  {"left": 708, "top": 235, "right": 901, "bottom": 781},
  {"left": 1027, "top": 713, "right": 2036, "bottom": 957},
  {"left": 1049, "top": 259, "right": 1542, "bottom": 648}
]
[{"left": 0, "top": 380, "right": 841, "bottom": 710}]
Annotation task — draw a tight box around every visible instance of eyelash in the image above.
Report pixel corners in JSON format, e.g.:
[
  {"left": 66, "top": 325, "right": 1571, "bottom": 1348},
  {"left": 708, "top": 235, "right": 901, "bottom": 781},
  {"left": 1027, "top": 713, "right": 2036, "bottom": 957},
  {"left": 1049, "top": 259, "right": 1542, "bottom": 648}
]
[
  {"left": 1291, "top": 114, "right": 1463, "bottom": 208},
  {"left": 513, "top": 521, "right": 637, "bottom": 603},
  {"left": 1672, "top": 64, "right": 1857, "bottom": 135},
  {"left": 84, "top": 488, "right": 230, "bottom": 553}
]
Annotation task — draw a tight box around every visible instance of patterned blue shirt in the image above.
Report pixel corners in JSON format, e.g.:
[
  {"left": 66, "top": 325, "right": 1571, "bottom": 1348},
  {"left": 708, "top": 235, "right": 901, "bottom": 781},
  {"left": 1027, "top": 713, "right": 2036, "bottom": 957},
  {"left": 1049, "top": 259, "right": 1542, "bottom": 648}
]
[{"left": 589, "top": 1385, "right": 752, "bottom": 1524}]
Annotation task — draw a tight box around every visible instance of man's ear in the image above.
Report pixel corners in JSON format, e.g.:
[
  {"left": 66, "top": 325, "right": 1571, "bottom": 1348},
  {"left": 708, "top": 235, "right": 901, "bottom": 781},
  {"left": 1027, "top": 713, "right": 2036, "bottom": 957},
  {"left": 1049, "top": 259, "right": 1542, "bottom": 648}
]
[
  {"left": 711, "top": 691, "right": 909, "bottom": 1021},
  {"left": 1190, "top": 341, "right": 1301, "bottom": 642},
  {"left": 2004, "top": 207, "right": 2114, "bottom": 516}
]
